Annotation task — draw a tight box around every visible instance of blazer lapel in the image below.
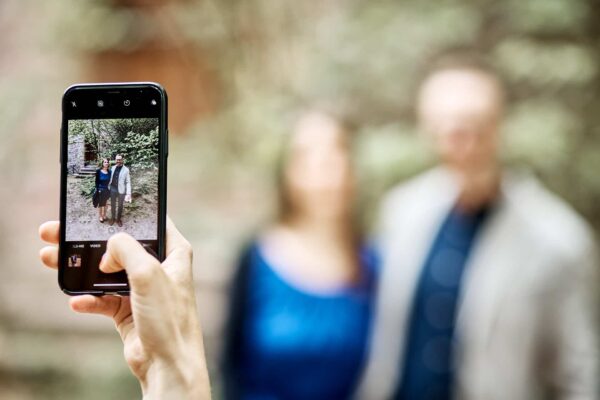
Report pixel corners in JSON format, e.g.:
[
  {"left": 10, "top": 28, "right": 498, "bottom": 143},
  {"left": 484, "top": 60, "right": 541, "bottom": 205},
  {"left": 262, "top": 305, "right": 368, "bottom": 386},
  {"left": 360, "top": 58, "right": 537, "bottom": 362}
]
[{"left": 452, "top": 180, "right": 531, "bottom": 398}]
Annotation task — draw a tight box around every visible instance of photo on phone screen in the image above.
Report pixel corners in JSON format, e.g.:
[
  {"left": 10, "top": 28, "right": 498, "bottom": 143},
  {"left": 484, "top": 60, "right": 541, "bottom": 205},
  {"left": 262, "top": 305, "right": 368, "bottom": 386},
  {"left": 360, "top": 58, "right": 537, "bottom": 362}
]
[
  {"left": 65, "top": 118, "right": 159, "bottom": 240},
  {"left": 60, "top": 83, "right": 167, "bottom": 295}
]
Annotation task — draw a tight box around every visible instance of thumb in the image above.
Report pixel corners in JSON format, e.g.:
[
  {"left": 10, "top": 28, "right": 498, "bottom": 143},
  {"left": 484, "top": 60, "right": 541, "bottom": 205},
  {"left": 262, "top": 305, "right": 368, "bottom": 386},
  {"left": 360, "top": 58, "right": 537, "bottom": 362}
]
[{"left": 100, "top": 232, "right": 164, "bottom": 294}]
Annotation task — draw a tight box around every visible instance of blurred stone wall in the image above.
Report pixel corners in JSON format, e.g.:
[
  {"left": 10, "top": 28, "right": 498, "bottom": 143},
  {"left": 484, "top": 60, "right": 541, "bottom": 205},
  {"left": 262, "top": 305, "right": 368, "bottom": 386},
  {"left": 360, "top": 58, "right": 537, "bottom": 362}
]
[{"left": 67, "top": 136, "right": 84, "bottom": 174}]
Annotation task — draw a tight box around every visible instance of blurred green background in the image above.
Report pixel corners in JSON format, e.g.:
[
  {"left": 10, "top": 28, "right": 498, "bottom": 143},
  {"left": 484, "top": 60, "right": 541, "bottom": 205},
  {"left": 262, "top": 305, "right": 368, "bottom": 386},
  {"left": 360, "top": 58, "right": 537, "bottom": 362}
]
[{"left": 1, "top": 0, "right": 599, "bottom": 398}]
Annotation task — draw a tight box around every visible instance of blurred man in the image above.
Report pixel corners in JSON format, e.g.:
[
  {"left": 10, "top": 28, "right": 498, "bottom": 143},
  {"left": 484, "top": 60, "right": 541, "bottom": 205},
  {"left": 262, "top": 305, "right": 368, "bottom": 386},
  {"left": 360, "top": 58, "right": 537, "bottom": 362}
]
[{"left": 356, "top": 52, "right": 599, "bottom": 399}]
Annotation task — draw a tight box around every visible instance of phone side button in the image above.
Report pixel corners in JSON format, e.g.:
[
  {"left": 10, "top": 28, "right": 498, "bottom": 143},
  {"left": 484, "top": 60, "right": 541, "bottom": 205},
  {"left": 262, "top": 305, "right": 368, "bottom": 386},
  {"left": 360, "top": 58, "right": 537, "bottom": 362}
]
[{"left": 166, "top": 129, "right": 169, "bottom": 157}]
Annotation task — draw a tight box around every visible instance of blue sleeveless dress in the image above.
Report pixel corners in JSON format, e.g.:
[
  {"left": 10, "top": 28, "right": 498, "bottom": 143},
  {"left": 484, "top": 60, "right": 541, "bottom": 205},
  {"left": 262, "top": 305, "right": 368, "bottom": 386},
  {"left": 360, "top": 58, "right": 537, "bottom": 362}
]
[{"left": 223, "top": 243, "right": 378, "bottom": 400}]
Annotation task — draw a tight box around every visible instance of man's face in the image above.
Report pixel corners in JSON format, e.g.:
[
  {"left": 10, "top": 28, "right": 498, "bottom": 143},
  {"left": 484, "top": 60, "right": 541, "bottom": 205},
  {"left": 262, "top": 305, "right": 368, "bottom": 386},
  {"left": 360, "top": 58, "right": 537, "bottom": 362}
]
[
  {"left": 115, "top": 156, "right": 123, "bottom": 166},
  {"left": 417, "top": 69, "right": 504, "bottom": 172}
]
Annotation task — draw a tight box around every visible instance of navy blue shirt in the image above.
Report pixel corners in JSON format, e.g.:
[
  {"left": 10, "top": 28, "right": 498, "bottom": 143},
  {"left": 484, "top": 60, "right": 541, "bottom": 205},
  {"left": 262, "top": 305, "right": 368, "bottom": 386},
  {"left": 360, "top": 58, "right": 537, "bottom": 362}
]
[
  {"left": 224, "top": 243, "right": 377, "bottom": 400},
  {"left": 395, "top": 206, "right": 490, "bottom": 400},
  {"left": 96, "top": 169, "right": 111, "bottom": 190},
  {"left": 111, "top": 166, "right": 122, "bottom": 190}
]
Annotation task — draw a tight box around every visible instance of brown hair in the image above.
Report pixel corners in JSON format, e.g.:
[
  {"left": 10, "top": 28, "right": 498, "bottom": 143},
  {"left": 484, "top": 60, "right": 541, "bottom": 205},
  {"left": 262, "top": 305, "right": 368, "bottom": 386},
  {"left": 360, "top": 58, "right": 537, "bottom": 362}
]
[
  {"left": 274, "top": 107, "right": 363, "bottom": 273},
  {"left": 99, "top": 158, "right": 110, "bottom": 169},
  {"left": 275, "top": 108, "right": 354, "bottom": 223}
]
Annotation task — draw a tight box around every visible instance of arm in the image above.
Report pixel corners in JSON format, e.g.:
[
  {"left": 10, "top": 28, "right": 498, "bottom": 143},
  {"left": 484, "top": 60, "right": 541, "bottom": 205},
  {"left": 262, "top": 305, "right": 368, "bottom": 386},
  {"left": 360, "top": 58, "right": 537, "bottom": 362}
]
[
  {"left": 108, "top": 167, "right": 114, "bottom": 188},
  {"left": 125, "top": 168, "right": 132, "bottom": 196},
  {"left": 39, "top": 218, "right": 211, "bottom": 399},
  {"left": 544, "top": 246, "right": 599, "bottom": 399},
  {"left": 221, "top": 246, "right": 252, "bottom": 399}
]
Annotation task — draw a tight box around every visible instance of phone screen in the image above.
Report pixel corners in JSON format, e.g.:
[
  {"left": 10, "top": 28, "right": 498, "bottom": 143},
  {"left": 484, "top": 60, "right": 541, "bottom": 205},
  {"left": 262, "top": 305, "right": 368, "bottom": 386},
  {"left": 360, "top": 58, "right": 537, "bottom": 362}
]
[{"left": 60, "top": 84, "right": 167, "bottom": 294}]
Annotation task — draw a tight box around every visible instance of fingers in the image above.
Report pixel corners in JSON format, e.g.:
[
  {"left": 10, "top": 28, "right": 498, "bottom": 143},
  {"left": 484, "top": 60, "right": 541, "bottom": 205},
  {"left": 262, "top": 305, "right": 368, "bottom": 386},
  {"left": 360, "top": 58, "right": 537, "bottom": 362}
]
[
  {"left": 163, "top": 216, "right": 193, "bottom": 282},
  {"left": 69, "top": 295, "right": 122, "bottom": 318},
  {"left": 100, "top": 232, "right": 164, "bottom": 294},
  {"left": 40, "top": 246, "right": 58, "bottom": 270},
  {"left": 95, "top": 218, "right": 191, "bottom": 294},
  {"left": 165, "top": 216, "right": 192, "bottom": 257},
  {"left": 39, "top": 221, "right": 59, "bottom": 244},
  {"left": 100, "top": 232, "right": 156, "bottom": 274}
]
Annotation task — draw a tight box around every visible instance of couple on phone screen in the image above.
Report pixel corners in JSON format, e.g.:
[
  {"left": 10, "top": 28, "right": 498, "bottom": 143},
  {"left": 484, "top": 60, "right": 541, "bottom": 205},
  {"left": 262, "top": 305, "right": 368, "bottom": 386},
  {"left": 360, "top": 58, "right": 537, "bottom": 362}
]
[{"left": 95, "top": 154, "right": 131, "bottom": 227}]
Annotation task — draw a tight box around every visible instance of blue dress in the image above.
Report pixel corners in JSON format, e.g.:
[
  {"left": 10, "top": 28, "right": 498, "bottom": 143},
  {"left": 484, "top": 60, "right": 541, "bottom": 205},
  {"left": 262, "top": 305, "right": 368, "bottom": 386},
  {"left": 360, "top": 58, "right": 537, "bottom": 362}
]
[
  {"left": 95, "top": 169, "right": 112, "bottom": 207},
  {"left": 223, "top": 243, "right": 377, "bottom": 400}
]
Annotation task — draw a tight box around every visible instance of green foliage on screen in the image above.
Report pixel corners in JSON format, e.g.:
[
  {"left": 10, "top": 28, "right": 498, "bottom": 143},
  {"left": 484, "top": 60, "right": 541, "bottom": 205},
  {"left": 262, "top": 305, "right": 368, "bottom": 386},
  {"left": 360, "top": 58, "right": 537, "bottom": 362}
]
[{"left": 69, "top": 118, "right": 159, "bottom": 169}]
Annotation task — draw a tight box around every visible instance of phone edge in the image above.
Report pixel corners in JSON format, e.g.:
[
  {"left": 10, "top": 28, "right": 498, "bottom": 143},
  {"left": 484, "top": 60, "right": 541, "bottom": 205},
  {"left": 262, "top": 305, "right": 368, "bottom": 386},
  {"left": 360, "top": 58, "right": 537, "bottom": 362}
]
[{"left": 58, "top": 82, "right": 168, "bottom": 296}]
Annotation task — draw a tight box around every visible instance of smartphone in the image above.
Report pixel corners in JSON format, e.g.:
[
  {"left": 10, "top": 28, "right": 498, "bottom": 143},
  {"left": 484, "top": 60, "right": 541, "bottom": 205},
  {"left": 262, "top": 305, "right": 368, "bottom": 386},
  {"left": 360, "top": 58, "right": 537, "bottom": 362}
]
[{"left": 59, "top": 82, "right": 168, "bottom": 295}]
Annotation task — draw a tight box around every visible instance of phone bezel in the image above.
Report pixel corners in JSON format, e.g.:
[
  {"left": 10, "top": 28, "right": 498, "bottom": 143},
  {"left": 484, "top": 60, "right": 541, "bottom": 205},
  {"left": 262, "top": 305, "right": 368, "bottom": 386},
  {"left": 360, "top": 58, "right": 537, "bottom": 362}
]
[{"left": 59, "top": 82, "right": 168, "bottom": 296}]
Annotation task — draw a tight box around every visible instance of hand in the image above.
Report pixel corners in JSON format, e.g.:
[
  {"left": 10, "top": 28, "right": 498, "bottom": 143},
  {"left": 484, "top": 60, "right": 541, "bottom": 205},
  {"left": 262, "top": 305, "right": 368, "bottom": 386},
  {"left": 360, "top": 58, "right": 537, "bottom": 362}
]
[
  {"left": 125, "top": 194, "right": 132, "bottom": 203},
  {"left": 39, "top": 218, "right": 211, "bottom": 399}
]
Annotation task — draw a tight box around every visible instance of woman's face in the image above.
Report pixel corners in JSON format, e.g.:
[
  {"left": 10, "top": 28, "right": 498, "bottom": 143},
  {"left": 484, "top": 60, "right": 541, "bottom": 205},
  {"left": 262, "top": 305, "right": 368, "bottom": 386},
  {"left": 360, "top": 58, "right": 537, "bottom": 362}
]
[
  {"left": 103, "top": 159, "right": 109, "bottom": 168},
  {"left": 284, "top": 112, "right": 354, "bottom": 221}
]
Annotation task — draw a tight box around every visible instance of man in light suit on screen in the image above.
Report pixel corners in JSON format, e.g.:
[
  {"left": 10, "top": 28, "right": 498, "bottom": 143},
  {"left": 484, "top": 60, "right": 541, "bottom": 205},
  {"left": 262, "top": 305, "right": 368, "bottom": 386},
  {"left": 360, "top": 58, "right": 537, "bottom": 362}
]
[{"left": 108, "top": 154, "right": 132, "bottom": 227}]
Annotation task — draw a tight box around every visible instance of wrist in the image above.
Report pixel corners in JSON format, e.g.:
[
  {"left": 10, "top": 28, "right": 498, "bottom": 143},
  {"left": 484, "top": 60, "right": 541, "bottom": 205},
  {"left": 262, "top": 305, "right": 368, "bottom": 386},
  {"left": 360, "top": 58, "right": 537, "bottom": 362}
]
[
  {"left": 141, "top": 336, "right": 210, "bottom": 399},
  {"left": 142, "top": 360, "right": 208, "bottom": 399}
]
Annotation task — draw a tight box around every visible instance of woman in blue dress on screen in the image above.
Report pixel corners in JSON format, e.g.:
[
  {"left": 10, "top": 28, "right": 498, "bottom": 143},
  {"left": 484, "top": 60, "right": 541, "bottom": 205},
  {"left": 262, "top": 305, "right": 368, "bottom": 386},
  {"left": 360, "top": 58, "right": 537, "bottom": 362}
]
[
  {"left": 95, "top": 158, "right": 112, "bottom": 223},
  {"left": 222, "top": 110, "right": 377, "bottom": 400}
]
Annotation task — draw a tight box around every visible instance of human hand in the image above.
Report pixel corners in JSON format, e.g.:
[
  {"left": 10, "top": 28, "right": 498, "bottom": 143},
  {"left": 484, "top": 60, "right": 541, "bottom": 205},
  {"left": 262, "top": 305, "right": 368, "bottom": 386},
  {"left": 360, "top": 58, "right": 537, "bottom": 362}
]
[
  {"left": 125, "top": 194, "right": 132, "bottom": 203},
  {"left": 39, "top": 218, "right": 211, "bottom": 399}
]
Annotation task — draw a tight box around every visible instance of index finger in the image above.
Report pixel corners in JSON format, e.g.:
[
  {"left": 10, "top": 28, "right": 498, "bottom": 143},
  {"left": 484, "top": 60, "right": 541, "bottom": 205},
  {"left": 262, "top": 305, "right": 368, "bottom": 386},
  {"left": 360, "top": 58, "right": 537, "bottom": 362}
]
[{"left": 39, "top": 221, "right": 59, "bottom": 244}]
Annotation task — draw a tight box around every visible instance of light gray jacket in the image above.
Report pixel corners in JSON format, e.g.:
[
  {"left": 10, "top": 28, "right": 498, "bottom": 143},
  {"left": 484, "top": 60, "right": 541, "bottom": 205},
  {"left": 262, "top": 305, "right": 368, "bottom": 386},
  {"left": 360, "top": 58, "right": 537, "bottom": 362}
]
[
  {"left": 356, "top": 168, "right": 599, "bottom": 400},
  {"left": 108, "top": 165, "right": 131, "bottom": 196}
]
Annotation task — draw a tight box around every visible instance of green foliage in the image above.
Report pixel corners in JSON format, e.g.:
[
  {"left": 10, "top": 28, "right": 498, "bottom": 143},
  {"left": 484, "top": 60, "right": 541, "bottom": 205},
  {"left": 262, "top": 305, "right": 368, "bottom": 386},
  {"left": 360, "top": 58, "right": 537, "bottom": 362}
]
[
  {"left": 134, "top": 171, "right": 158, "bottom": 196},
  {"left": 116, "top": 127, "right": 159, "bottom": 169},
  {"left": 79, "top": 177, "right": 95, "bottom": 199},
  {"left": 69, "top": 118, "right": 159, "bottom": 169}
]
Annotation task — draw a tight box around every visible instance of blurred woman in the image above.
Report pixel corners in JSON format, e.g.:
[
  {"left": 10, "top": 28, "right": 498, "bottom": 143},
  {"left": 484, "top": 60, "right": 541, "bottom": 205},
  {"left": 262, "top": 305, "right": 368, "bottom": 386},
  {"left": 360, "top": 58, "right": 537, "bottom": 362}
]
[
  {"left": 222, "top": 110, "right": 377, "bottom": 400},
  {"left": 95, "top": 158, "right": 112, "bottom": 222}
]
